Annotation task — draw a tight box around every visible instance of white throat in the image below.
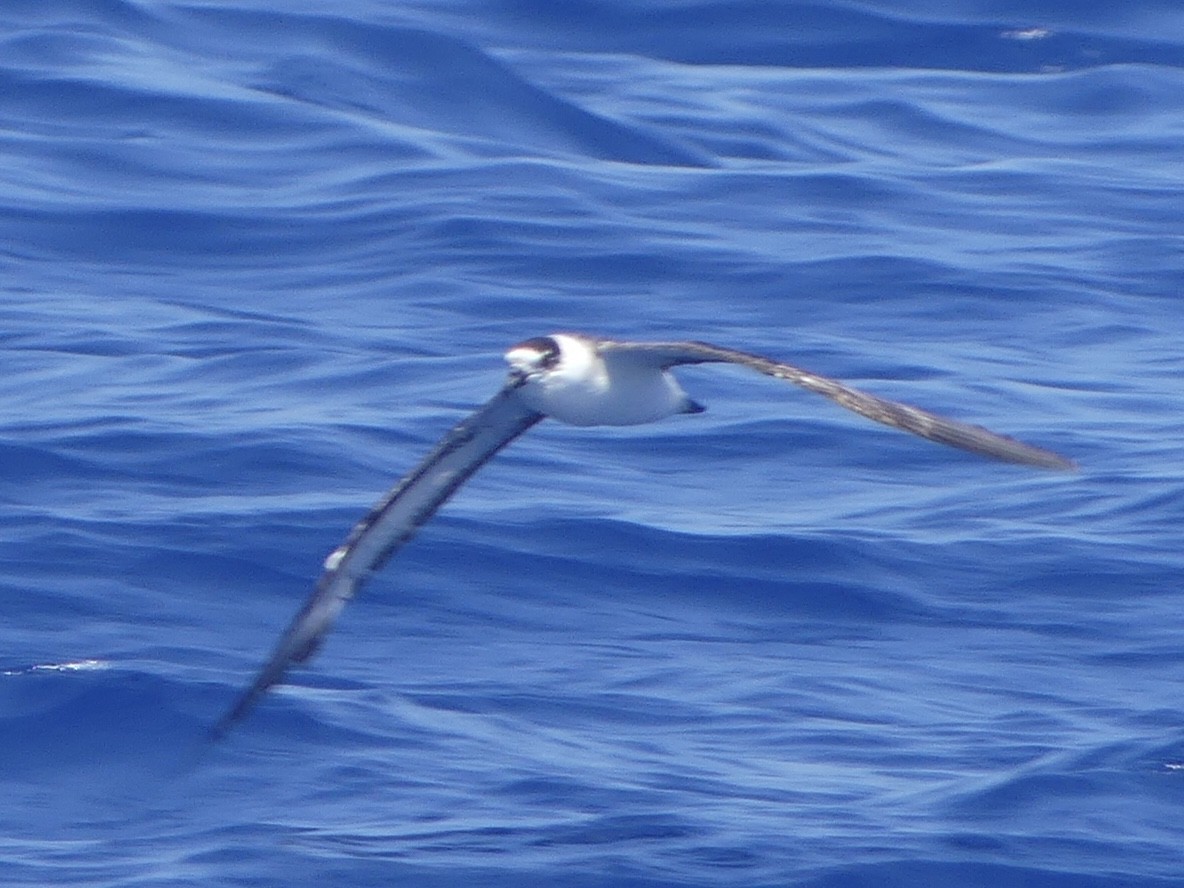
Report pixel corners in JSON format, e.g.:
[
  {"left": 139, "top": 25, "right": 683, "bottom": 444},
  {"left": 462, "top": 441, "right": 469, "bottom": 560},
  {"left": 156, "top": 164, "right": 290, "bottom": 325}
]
[{"left": 506, "top": 333, "right": 694, "bottom": 426}]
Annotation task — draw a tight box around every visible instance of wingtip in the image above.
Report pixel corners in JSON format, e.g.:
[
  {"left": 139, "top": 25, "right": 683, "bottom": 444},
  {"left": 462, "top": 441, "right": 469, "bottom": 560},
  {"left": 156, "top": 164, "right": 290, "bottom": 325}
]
[
  {"left": 207, "top": 674, "right": 273, "bottom": 744},
  {"left": 1023, "top": 446, "right": 1077, "bottom": 472},
  {"left": 205, "top": 718, "right": 231, "bottom": 746},
  {"left": 206, "top": 701, "right": 245, "bottom": 745}
]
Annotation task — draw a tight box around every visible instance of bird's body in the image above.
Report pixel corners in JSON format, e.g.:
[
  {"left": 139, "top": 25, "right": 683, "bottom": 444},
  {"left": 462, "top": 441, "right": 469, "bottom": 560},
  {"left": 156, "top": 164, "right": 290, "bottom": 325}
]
[
  {"left": 507, "top": 334, "right": 702, "bottom": 425},
  {"left": 210, "top": 333, "right": 1073, "bottom": 740}
]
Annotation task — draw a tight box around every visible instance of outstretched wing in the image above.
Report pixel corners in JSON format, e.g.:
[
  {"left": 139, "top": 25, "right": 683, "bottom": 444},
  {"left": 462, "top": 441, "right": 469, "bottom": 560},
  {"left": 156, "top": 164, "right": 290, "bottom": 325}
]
[
  {"left": 598, "top": 339, "right": 1074, "bottom": 471},
  {"left": 211, "top": 382, "right": 544, "bottom": 740}
]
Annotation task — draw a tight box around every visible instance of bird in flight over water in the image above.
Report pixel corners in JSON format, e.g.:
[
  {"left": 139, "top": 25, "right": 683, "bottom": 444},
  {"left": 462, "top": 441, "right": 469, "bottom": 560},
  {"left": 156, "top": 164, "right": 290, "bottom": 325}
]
[{"left": 210, "top": 333, "right": 1073, "bottom": 739}]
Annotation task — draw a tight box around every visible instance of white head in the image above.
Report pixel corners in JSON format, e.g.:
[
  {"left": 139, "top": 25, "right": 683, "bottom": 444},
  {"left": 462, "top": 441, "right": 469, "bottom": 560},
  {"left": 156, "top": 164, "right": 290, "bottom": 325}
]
[{"left": 505, "top": 333, "right": 701, "bottom": 427}]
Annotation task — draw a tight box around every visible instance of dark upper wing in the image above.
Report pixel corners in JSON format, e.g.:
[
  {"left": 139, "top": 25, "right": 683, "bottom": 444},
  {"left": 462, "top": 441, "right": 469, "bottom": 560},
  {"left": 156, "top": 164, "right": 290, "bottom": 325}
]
[
  {"left": 210, "top": 381, "right": 544, "bottom": 740},
  {"left": 598, "top": 338, "right": 1074, "bottom": 471}
]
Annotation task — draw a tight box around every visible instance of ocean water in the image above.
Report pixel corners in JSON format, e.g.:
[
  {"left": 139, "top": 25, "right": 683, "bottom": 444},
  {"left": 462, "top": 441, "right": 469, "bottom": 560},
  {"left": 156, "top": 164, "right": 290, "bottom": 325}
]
[{"left": 2, "top": 1, "right": 1183, "bottom": 885}]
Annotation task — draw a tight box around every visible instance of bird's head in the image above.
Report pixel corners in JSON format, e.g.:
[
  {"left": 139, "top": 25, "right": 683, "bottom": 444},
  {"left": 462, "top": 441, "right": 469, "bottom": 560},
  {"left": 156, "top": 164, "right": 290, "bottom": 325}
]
[{"left": 505, "top": 335, "right": 564, "bottom": 385}]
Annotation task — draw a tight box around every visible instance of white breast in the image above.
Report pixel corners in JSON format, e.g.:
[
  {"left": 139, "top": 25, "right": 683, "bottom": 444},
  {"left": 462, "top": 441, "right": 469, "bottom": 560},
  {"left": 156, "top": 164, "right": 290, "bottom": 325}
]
[{"left": 511, "top": 334, "right": 690, "bottom": 427}]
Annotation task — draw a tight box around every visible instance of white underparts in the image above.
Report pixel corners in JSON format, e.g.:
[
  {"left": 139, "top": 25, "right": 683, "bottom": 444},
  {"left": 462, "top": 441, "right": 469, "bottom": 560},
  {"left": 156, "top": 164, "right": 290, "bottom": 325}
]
[{"left": 507, "top": 334, "right": 693, "bottom": 426}]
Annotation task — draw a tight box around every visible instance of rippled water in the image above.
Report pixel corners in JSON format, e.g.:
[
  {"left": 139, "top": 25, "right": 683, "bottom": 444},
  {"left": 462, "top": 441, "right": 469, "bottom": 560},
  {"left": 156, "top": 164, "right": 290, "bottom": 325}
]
[{"left": 2, "top": 2, "right": 1183, "bottom": 886}]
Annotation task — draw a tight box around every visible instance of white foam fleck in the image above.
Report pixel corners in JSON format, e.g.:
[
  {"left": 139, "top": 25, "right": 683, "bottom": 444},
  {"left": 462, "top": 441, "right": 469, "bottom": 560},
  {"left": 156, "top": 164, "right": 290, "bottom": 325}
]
[{"left": 2, "top": 659, "right": 109, "bottom": 676}]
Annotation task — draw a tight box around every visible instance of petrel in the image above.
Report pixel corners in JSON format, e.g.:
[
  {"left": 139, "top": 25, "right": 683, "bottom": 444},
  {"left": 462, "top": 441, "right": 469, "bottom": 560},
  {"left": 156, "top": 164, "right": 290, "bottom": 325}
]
[{"left": 211, "top": 333, "right": 1072, "bottom": 739}]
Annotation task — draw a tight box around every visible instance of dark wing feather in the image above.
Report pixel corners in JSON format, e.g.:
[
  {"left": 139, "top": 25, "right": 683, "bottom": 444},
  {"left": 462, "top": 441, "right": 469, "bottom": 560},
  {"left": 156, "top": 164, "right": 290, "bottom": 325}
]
[
  {"left": 210, "top": 382, "right": 544, "bottom": 740},
  {"left": 599, "top": 339, "right": 1074, "bottom": 471}
]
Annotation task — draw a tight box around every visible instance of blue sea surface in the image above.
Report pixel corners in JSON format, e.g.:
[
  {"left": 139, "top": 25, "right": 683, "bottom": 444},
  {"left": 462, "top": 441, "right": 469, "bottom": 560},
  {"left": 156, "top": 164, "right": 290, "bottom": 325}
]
[{"left": 2, "top": 1, "right": 1183, "bottom": 886}]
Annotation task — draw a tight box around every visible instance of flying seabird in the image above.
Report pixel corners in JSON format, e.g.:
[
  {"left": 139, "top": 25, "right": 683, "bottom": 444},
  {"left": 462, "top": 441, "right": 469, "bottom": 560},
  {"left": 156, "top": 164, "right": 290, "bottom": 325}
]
[{"left": 210, "top": 333, "right": 1073, "bottom": 739}]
